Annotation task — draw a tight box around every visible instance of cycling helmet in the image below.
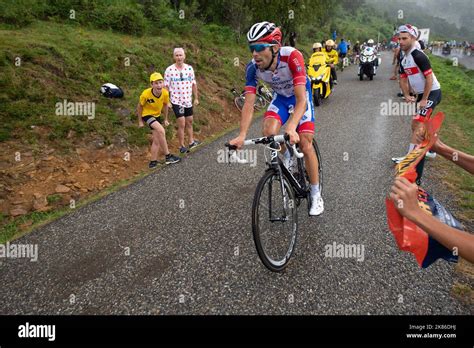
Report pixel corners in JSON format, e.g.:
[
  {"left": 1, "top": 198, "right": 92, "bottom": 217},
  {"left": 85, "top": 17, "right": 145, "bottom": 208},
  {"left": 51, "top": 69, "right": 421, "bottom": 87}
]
[
  {"left": 313, "top": 42, "right": 322, "bottom": 49},
  {"left": 247, "top": 22, "right": 282, "bottom": 46},
  {"left": 368, "top": 39, "right": 374, "bottom": 44}
]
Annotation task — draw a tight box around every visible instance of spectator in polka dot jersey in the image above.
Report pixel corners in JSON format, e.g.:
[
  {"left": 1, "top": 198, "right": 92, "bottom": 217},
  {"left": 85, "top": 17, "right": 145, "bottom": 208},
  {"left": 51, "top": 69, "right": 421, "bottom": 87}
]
[{"left": 164, "top": 47, "right": 201, "bottom": 154}]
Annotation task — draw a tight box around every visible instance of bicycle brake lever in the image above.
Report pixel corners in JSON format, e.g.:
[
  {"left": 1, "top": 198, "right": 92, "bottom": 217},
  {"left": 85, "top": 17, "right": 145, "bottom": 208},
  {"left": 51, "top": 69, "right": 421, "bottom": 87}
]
[{"left": 291, "top": 144, "right": 304, "bottom": 158}]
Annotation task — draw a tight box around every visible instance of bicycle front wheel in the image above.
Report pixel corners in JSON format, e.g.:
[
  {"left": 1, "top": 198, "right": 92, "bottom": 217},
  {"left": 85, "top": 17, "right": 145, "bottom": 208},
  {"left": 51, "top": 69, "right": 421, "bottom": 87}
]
[{"left": 252, "top": 170, "right": 297, "bottom": 272}]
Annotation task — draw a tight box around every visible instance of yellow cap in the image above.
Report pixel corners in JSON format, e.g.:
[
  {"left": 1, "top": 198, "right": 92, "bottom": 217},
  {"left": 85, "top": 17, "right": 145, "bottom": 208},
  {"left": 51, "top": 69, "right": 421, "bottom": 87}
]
[{"left": 150, "top": 72, "right": 163, "bottom": 83}]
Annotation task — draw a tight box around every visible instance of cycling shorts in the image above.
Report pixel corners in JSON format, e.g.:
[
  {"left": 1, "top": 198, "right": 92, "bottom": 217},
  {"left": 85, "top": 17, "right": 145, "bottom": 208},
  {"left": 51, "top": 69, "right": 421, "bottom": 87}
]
[
  {"left": 413, "top": 89, "right": 442, "bottom": 123},
  {"left": 263, "top": 81, "right": 315, "bottom": 134}
]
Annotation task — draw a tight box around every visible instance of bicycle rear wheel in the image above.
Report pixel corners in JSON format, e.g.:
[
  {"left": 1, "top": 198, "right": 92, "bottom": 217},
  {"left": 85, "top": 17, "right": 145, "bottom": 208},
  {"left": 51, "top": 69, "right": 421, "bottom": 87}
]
[{"left": 252, "top": 170, "right": 297, "bottom": 272}]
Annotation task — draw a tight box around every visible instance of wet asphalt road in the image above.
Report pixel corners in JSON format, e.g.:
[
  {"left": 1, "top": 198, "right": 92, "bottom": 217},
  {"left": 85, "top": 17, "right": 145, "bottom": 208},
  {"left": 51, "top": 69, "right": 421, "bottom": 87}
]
[{"left": 0, "top": 52, "right": 471, "bottom": 315}]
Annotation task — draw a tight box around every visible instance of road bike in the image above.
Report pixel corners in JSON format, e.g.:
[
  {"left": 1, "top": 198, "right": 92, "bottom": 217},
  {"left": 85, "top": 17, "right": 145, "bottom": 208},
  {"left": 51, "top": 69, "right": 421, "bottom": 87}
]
[
  {"left": 225, "top": 133, "right": 323, "bottom": 272},
  {"left": 231, "top": 85, "right": 273, "bottom": 112}
]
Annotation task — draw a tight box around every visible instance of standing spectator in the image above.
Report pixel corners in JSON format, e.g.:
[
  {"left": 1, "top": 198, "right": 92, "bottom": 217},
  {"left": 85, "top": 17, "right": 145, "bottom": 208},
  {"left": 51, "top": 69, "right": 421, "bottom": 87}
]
[
  {"left": 391, "top": 24, "right": 442, "bottom": 184},
  {"left": 164, "top": 47, "right": 201, "bottom": 154},
  {"left": 137, "top": 73, "right": 180, "bottom": 168},
  {"left": 390, "top": 37, "right": 401, "bottom": 80}
]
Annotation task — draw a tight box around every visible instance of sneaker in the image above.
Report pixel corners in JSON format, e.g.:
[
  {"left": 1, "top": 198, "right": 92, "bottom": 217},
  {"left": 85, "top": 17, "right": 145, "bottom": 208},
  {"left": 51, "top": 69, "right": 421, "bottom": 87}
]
[
  {"left": 179, "top": 146, "right": 189, "bottom": 154},
  {"left": 425, "top": 151, "right": 436, "bottom": 159},
  {"left": 309, "top": 195, "right": 324, "bottom": 216},
  {"left": 165, "top": 154, "right": 181, "bottom": 164},
  {"left": 391, "top": 156, "right": 406, "bottom": 164},
  {"left": 149, "top": 160, "right": 159, "bottom": 169},
  {"left": 333, "top": 80, "right": 338, "bottom": 85},
  {"left": 189, "top": 140, "right": 202, "bottom": 150},
  {"left": 283, "top": 155, "right": 296, "bottom": 173}
]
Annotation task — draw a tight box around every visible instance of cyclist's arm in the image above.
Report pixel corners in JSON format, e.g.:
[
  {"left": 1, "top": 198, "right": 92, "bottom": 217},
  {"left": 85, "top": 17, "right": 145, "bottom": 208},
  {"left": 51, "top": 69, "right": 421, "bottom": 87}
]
[
  {"left": 238, "top": 93, "right": 256, "bottom": 138},
  {"left": 399, "top": 65, "right": 411, "bottom": 98},
  {"left": 413, "top": 51, "right": 434, "bottom": 103},
  {"left": 286, "top": 49, "right": 307, "bottom": 132},
  {"left": 238, "top": 62, "right": 258, "bottom": 138}
]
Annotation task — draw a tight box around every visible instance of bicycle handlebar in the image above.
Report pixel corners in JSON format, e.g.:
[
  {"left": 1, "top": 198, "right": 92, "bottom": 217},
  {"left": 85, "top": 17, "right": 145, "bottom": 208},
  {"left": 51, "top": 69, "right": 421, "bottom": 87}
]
[{"left": 224, "top": 133, "right": 303, "bottom": 159}]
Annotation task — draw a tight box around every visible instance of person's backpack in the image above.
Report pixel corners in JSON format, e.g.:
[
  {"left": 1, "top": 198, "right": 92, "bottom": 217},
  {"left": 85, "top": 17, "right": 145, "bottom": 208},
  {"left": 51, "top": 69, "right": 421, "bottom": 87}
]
[{"left": 100, "top": 83, "right": 124, "bottom": 98}]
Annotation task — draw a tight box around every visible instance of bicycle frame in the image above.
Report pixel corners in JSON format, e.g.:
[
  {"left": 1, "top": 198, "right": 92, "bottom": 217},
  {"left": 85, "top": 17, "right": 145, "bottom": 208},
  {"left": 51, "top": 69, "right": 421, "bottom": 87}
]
[{"left": 264, "top": 141, "right": 309, "bottom": 200}]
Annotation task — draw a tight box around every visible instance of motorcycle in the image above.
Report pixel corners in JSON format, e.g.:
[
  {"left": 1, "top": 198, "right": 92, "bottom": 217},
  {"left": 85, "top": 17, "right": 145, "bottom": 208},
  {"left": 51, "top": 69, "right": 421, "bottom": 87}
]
[
  {"left": 358, "top": 46, "right": 378, "bottom": 81},
  {"left": 307, "top": 53, "right": 333, "bottom": 107}
]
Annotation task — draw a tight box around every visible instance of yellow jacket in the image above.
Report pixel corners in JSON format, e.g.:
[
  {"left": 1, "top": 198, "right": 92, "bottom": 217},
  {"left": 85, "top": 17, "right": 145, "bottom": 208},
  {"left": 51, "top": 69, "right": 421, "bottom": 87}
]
[{"left": 323, "top": 48, "right": 338, "bottom": 64}]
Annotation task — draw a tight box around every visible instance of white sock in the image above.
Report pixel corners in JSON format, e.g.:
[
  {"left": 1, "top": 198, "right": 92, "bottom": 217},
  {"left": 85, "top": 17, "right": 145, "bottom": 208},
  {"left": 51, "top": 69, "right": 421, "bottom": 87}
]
[
  {"left": 311, "top": 184, "right": 320, "bottom": 197},
  {"left": 408, "top": 143, "right": 416, "bottom": 153},
  {"left": 283, "top": 149, "right": 291, "bottom": 159}
]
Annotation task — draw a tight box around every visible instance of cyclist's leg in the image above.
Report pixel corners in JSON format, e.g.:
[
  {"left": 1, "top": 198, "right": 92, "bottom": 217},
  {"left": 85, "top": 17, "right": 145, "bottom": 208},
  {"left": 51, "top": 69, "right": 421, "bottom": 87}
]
[
  {"left": 296, "top": 89, "right": 319, "bottom": 186},
  {"left": 411, "top": 90, "right": 442, "bottom": 183},
  {"left": 262, "top": 95, "right": 288, "bottom": 137}
]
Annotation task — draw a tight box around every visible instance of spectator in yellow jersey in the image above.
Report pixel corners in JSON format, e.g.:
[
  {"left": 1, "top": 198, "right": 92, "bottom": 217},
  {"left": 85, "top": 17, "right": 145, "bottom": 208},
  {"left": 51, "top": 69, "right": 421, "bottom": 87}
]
[{"left": 137, "top": 72, "right": 181, "bottom": 168}]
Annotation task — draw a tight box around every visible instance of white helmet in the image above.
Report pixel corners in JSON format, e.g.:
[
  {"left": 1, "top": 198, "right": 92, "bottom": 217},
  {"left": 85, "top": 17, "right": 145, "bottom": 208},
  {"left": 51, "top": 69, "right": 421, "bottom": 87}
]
[
  {"left": 247, "top": 21, "right": 278, "bottom": 43},
  {"left": 368, "top": 39, "right": 374, "bottom": 44}
]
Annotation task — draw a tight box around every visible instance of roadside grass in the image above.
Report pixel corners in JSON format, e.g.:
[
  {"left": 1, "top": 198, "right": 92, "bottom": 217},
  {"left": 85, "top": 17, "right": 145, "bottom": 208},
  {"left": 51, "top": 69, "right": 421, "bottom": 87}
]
[
  {"left": 429, "top": 55, "right": 474, "bottom": 222},
  {"left": 0, "top": 21, "right": 248, "bottom": 147},
  {"left": 429, "top": 55, "right": 474, "bottom": 306}
]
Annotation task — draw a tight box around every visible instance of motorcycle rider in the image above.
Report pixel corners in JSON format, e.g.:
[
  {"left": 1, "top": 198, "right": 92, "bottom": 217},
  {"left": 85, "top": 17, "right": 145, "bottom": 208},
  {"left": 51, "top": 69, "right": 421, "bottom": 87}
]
[
  {"left": 323, "top": 39, "right": 338, "bottom": 84},
  {"left": 367, "top": 39, "right": 379, "bottom": 71}
]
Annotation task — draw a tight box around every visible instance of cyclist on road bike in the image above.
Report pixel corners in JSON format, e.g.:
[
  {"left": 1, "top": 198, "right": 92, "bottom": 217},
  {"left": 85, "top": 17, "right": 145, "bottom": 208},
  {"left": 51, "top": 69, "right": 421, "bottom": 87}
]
[{"left": 229, "top": 21, "right": 324, "bottom": 216}]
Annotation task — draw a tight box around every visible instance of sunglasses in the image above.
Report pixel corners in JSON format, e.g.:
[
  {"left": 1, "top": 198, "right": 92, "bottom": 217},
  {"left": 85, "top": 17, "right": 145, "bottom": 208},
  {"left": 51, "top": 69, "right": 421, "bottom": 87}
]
[
  {"left": 249, "top": 43, "right": 274, "bottom": 53},
  {"left": 180, "top": 72, "right": 183, "bottom": 81}
]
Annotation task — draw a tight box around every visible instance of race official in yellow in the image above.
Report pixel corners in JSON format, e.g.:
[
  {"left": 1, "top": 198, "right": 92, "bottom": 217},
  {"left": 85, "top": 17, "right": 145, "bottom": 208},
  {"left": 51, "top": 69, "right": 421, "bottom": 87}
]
[{"left": 323, "top": 39, "right": 338, "bottom": 84}]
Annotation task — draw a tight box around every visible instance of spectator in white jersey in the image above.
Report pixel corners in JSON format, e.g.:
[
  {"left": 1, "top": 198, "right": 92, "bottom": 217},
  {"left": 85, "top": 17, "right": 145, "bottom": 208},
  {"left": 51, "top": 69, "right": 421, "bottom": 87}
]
[
  {"left": 164, "top": 48, "right": 201, "bottom": 154},
  {"left": 391, "top": 24, "right": 442, "bottom": 184}
]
